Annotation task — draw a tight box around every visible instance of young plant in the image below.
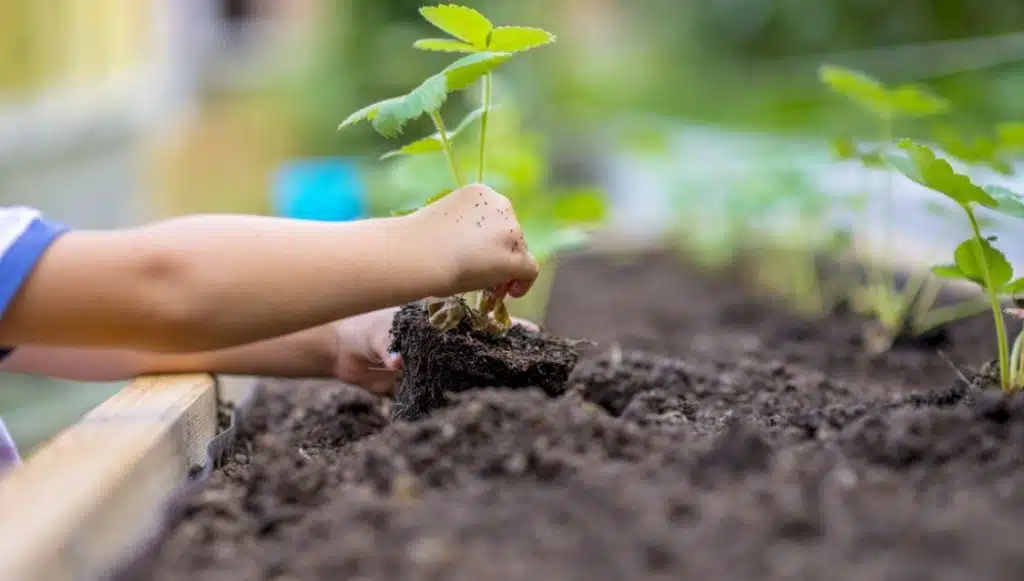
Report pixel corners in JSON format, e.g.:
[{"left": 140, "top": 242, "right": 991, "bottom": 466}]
[
  {"left": 339, "top": 4, "right": 587, "bottom": 334},
  {"left": 819, "top": 64, "right": 958, "bottom": 352},
  {"left": 888, "top": 139, "right": 1024, "bottom": 391}
]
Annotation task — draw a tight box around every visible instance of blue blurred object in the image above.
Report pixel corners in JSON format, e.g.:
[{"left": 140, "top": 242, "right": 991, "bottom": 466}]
[{"left": 273, "top": 158, "right": 367, "bottom": 221}]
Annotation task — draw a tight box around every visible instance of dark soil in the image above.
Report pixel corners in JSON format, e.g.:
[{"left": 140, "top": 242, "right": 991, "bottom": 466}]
[
  {"left": 120, "top": 249, "right": 1024, "bottom": 581},
  {"left": 388, "top": 302, "right": 581, "bottom": 421}
]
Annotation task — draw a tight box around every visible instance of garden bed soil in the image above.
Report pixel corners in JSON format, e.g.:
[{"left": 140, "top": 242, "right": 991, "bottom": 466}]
[{"left": 123, "top": 249, "right": 1024, "bottom": 581}]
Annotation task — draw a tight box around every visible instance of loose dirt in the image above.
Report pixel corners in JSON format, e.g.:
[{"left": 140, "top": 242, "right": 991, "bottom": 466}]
[{"left": 120, "top": 250, "right": 1024, "bottom": 581}]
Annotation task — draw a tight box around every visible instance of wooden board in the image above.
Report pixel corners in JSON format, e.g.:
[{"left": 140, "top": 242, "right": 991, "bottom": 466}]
[{"left": 0, "top": 373, "right": 228, "bottom": 581}]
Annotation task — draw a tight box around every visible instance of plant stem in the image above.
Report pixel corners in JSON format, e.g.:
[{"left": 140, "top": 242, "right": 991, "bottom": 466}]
[
  {"left": 1010, "top": 329, "right": 1024, "bottom": 389},
  {"left": 477, "top": 73, "right": 492, "bottom": 183},
  {"left": 429, "top": 111, "right": 466, "bottom": 187},
  {"left": 880, "top": 115, "right": 896, "bottom": 292},
  {"left": 966, "top": 209, "right": 1010, "bottom": 390}
]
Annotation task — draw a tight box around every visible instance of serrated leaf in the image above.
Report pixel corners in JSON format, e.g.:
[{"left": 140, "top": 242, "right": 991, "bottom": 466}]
[
  {"left": 441, "top": 51, "right": 512, "bottom": 91},
  {"left": 892, "top": 140, "right": 997, "bottom": 208},
  {"left": 983, "top": 185, "right": 1024, "bottom": 220},
  {"left": 338, "top": 96, "right": 404, "bottom": 130},
  {"left": 953, "top": 237, "right": 1012, "bottom": 290},
  {"left": 487, "top": 26, "right": 555, "bottom": 52},
  {"left": 818, "top": 64, "right": 892, "bottom": 118},
  {"left": 371, "top": 74, "right": 448, "bottom": 138},
  {"left": 931, "top": 264, "right": 966, "bottom": 280},
  {"left": 552, "top": 189, "right": 607, "bottom": 223},
  {"left": 413, "top": 38, "right": 478, "bottom": 53},
  {"left": 380, "top": 106, "right": 489, "bottom": 160},
  {"left": 419, "top": 4, "right": 492, "bottom": 49},
  {"left": 888, "top": 84, "right": 951, "bottom": 117}
]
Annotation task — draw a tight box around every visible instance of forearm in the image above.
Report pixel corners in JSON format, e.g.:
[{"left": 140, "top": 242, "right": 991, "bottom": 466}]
[
  {"left": 0, "top": 326, "right": 338, "bottom": 382},
  {"left": 0, "top": 214, "right": 448, "bottom": 352}
]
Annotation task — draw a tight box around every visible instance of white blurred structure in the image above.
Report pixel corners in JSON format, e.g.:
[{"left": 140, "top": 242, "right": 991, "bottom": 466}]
[
  {"left": 0, "top": 0, "right": 306, "bottom": 228},
  {"left": 0, "top": 0, "right": 306, "bottom": 453}
]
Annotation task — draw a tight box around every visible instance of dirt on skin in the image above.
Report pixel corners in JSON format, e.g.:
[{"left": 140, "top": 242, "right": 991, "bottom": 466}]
[
  {"left": 388, "top": 301, "right": 581, "bottom": 421},
  {"left": 118, "top": 249, "right": 1024, "bottom": 581}
]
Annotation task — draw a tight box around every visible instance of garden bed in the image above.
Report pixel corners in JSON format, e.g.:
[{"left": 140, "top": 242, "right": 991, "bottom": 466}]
[{"left": 105, "top": 247, "right": 1024, "bottom": 581}]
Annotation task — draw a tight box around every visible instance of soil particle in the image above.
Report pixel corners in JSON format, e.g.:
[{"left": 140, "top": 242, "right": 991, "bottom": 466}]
[{"left": 121, "top": 249, "right": 1024, "bottom": 581}]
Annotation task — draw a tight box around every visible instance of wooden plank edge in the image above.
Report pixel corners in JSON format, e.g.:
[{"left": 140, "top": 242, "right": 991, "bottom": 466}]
[{"left": 0, "top": 373, "right": 245, "bottom": 581}]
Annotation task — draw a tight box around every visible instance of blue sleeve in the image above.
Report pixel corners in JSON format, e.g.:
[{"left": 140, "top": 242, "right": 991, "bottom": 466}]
[{"left": 0, "top": 208, "right": 71, "bottom": 357}]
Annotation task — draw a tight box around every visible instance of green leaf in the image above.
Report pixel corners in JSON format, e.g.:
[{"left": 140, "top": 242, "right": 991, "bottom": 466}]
[
  {"left": 888, "top": 85, "right": 951, "bottom": 117},
  {"left": 524, "top": 224, "right": 590, "bottom": 263},
  {"left": 830, "top": 136, "right": 858, "bottom": 160},
  {"left": 884, "top": 152, "right": 925, "bottom": 185},
  {"left": 441, "top": 51, "right": 512, "bottom": 91},
  {"left": 931, "top": 264, "right": 967, "bottom": 280},
  {"left": 892, "top": 140, "right": 997, "bottom": 208},
  {"left": 419, "top": 4, "right": 492, "bottom": 49},
  {"left": 552, "top": 189, "right": 607, "bottom": 223},
  {"left": 413, "top": 38, "right": 478, "bottom": 53},
  {"left": 371, "top": 74, "right": 448, "bottom": 138},
  {"left": 380, "top": 106, "right": 488, "bottom": 159},
  {"left": 338, "top": 96, "right": 404, "bottom": 130},
  {"left": 380, "top": 138, "right": 444, "bottom": 160},
  {"left": 983, "top": 185, "right": 1024, "bottom": 220},
  {"left": 424, "top": 189, "right": 452, "bottom": 206},
  {"left": 953, "top": 237, "right": 1012, "bottom": 290},
  {"left": 932, "top": 124, "right": 1010, "bottom": 174},
  {"left": 818, "top": 64, "right": 892, "bottom": 118},
  {"left": 1004, "top": 277, "right": 1024, "bottom": 296},
  {"left": 389, "top": 189, "right": 452, "bottom": 216},
  {"left": 997, "top": 122, "right": 1024, "bottom": 151},
  {"left": 487, "top": 26, "right": 555, "bottom": 52}
]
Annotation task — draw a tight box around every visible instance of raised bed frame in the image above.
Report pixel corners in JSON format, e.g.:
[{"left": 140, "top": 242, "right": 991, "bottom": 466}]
[{"left": 0, "top": 374, "right": 257, "bottom": 581}]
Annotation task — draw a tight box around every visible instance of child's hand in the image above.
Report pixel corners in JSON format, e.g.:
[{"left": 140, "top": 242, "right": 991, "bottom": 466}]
[
  {"left": 411, "top": 184, "right": 540, "bottom": 298},
  {"left": 331, "top": 307, "right": 539, "bottom": 395}
]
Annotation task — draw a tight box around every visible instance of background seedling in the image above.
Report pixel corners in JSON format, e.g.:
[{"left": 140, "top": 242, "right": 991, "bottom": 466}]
[
  {"left": 339, "top": 4, "right": 601, "bottom": 333},
  {"left": 820, "top": 64, "right": 957, "bottom": 352},
  {"left": 888, "top": 139, "right": 1024, "bottom": 390}
]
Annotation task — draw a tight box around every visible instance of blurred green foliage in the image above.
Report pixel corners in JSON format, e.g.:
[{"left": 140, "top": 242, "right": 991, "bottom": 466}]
[{"left": 620, "top": 0, "right": 1024, "bottom": 134}]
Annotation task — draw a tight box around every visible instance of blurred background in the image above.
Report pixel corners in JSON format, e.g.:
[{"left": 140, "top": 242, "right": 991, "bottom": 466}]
[{"left": 3, "top": 0, "right": 1024, "bottom": 453}]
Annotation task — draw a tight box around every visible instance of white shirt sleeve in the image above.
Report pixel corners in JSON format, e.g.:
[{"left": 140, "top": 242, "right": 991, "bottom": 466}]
[{"left": 0, "top": 206, "right": 72, "bottom": 472}]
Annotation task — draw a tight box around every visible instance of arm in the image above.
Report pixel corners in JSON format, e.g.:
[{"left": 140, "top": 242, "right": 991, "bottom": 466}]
[
  {"left": 0, "top": 325, "right": 339, "bottom": 382},
  {"left": 0, "top": 213, "right": 450, "bottom": 352}
]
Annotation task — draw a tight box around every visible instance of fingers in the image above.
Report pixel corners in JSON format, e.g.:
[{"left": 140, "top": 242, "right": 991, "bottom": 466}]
[{"left": 359, "top": 368, "right": 402, "bottom": 395}]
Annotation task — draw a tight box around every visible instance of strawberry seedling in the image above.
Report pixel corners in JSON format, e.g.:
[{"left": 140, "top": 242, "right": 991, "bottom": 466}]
[
  {"left": 888, "top": 139, "right": 1024, "bottom": 391},
  {"left": 339, "top": 4, "right": 580, "bottom": 334}
]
